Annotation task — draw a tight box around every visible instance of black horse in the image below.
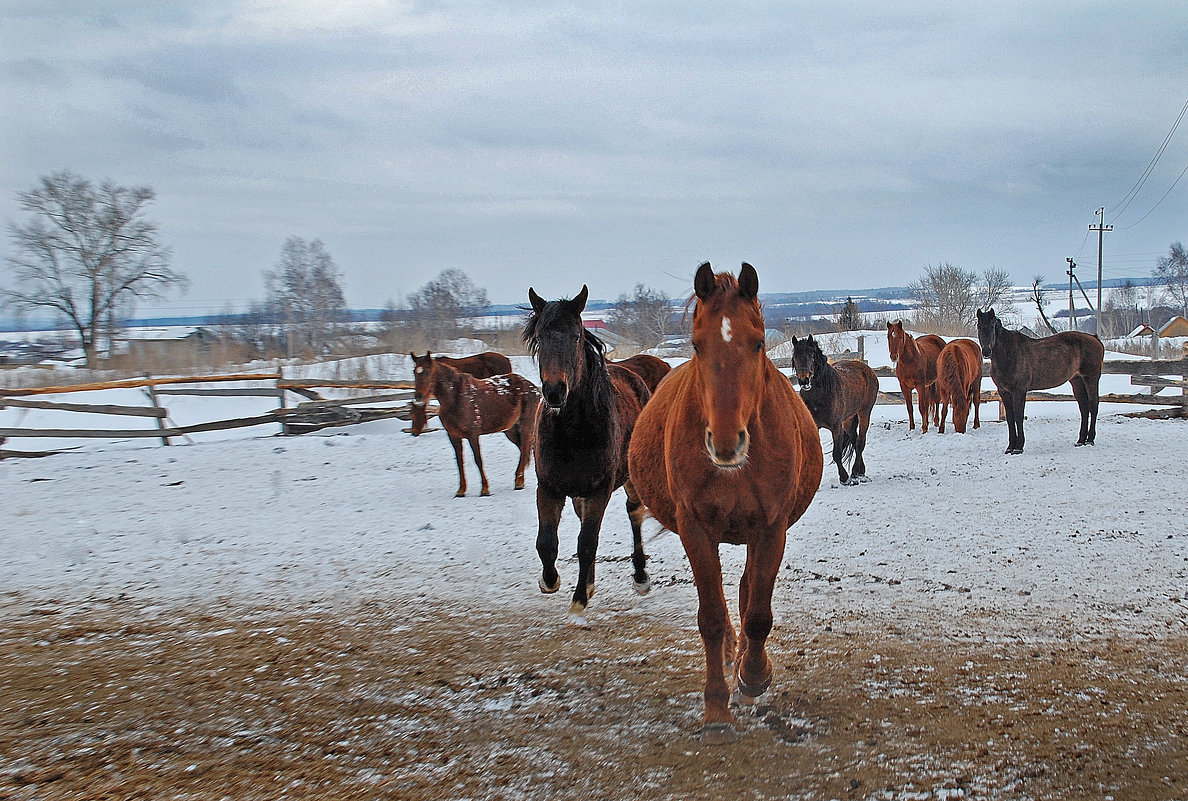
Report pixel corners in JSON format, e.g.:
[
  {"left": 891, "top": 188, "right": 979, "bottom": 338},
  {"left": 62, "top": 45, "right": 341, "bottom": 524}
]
[
  {"left": 976, "top": 308, "right": 1105, "bottom": 454},
  {"left": 790, "top": 335, "right": 880, "bottom": 484},
  {"left": 523, "top": 285, "right": 652, "bottom": 626}
]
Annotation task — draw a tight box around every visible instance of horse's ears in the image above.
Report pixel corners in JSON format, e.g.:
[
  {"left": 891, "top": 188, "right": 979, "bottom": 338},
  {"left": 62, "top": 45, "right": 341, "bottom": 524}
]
[
  {"left": 738, "top": 262, "right": 759, "bottom": 300},
  {"left": 571, "top": 284, "right": 589, "bottom": 314},
  {"left": 790, "top": 335, "right": 798, "bottom": 345},
  {"left": 528, "top": 287, "right": 546, "bottom": 313},
  {"left": 694, "top": 262, "right": 715, "bottom": 300}
]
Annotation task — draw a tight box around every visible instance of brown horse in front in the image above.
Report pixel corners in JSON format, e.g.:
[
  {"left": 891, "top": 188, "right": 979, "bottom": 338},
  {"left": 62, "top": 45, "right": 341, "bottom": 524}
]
[
  {"left": 629, "top": 262, "right": 822, "bottom": 744},
  {"left": 935, "top": 338, "right": 983, "bottom": 434},
  {"left": 411, "top": 354, "right": 540, "bottom": 497},
  {"left": 887, "top": 321, "right": 945, "bottom": 432},
  {"left": 409, "top": 351, "right": 513, "bottom": 435}
]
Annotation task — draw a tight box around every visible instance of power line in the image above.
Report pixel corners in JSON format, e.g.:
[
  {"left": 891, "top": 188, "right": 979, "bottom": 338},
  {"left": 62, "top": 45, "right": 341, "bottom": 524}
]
[
  {"left": 1105, "top": 97, "right": 1188, "bottom": 221},
  {"left": 1112, "top": 159, "right": 1188, "bottom": 231}
]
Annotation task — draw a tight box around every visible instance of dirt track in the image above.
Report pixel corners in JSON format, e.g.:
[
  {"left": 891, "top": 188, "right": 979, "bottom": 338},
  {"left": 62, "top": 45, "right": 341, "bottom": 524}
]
[{"left": 2, "top": 596, "right": 1186, "bottom": 801}]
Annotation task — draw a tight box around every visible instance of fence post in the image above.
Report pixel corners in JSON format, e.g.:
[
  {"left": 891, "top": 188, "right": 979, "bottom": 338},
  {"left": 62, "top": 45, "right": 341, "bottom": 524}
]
[
  {"left": 275, "top": 370, "right": 289, "bottom": 435},
  {"left": 1182, "top": 343, "right": 1187, "bottom": 417},
  {"left": 857, "top": 335, "right": 865, "bottom": 363},
  {"left": 143, "top": 375, "right": 170, "bottom": 446}
]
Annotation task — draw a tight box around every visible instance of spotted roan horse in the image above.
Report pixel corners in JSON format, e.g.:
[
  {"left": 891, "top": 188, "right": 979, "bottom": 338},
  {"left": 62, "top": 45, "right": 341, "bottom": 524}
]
[
  {"left": 976, "top": 308, "right": 1104, "bottom": 454},
  {"left": 411, "top": 354, "right": 540, "bottom": 497},
  {"left": 524, "top": 285, "right": 652, "bottom": 626},
  {"left": 629, "top": 262, "right": 822, "bottom": 744},
  {"left": 409, "top": 351, "right": 513, "bottom": 436}
]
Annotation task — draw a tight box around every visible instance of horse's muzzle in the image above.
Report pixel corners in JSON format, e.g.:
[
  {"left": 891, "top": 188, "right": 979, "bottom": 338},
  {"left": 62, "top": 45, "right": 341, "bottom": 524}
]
[
  {"left": 542, "top": 380, "right": 568, "bottom": 411},
  {"left": 796, "top": 374, "right": 813, "bottom": 391},
  {"left": 705, "top": 427, "right": 749, "bottom": 468}
]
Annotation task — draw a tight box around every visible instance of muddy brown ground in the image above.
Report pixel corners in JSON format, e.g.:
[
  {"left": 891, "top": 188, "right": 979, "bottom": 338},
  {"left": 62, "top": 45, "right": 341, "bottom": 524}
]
[{"left": 1, "top": 597, "right": 1186, "bottom": 801}]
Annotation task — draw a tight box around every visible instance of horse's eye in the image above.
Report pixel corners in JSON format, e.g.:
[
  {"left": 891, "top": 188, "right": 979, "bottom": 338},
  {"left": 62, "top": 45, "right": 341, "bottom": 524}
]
[
  {"left": 754, "top": 341, "right": 763, "bottom": 353},
  {"left": 692, "top": 343, "right": 700, "bottom": 355}
]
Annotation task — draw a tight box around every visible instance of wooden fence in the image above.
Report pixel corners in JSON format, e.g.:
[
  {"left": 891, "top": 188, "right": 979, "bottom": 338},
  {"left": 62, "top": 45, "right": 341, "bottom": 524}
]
[
  {"left": 2, "top": 351, "right": 1185, "bottom": 456},
  {"left": 0, "top": 373, "right": 419, "bottom": 457}
]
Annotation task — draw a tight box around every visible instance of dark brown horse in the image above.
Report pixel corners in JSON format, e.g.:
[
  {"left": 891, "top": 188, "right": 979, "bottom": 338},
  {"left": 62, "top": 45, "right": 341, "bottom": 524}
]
[
  {"left": 611, "top": 354, "right": 672, "bottom": 394},
  {"left": 887, "top": 321, "right": 945, "bottom": 432},
  {"left": 790, "top": 334, "right": 879, "bottom": 485},
  {"left": 935, "top": 338, "right": 983, "bottom": 434},
  {"left": 629, "top": 263, "right": 822, "bottom": 744},
  {"left": 524, "top": 285, "right": 652, "bottom": 626},
  {"left": 410, "top": 354, "right": 540, "bottom": 497},
  {"left": 409, "top": 351, "right": 513, "bottom": 435},
  {"left": 977, "top": 308, "right": 1104, "bottom": 454}
]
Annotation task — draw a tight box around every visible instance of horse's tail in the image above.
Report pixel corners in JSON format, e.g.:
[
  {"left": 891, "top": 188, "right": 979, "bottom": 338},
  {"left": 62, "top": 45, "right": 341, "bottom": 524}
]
[
  {"left": 836, "top": 425, "right": 856, "bottom": 467},
  {"left": 938, "top": 348, "right": 963, "bottom": 405}
]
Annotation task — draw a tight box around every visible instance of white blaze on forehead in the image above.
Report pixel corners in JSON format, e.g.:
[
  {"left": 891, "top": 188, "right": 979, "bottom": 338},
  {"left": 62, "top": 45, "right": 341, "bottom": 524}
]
[{"left": 721, "top": 317, "right": 732, "bottom": 343}]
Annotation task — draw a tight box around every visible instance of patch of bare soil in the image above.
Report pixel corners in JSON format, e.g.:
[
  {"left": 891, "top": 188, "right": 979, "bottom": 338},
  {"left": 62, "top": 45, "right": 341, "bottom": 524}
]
[{"left": 1, "top": 597, "right": 1186, "bottom": 801}]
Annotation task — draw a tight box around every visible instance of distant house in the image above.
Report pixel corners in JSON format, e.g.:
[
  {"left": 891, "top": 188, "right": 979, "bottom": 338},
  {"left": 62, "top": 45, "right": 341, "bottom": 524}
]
[
  {"left": 1127, "top": 323, "right": 1158, "bottom": 338},
  {"left": 1157, "top": 316, "right": 1188, "bottom": 338}
]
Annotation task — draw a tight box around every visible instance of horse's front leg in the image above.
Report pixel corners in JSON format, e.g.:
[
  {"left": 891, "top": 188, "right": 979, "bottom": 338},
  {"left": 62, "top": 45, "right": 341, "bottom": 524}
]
[
  {"left": 899, "top": 380, "right": 916, "bottom": 429},
  {"left": 624, "top": 480, "right": 651, "bottom": 594},
  {"left": 736, "top": 526, "right": 785, "bottom": 703},
  {"left": 535, "top": 488, "right": 565, "bottom": 594},
  {"left": 569, "top": 491, "right": 611, "bottom": 626},
  {"left": 677, "top": 520, "right": 735, "bottom": 744},
  {"left": 830, "top": 426, "right": 852, "bottom": 484},
  {"left": 448, "top": 433, "right": 467, "bottom": 497},
  {"left": 468, "top": 434, "right": 490, "bottom": 496}
]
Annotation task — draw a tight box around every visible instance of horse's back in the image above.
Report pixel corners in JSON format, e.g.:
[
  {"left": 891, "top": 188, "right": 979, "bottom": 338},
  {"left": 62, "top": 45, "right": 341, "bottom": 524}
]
[
  {"left": 613, "top": 355, "right": 672, "bottom": 394},
  {"left": 998, "top": 331, "right": 1104, "bottom": 391},
  {"left": 832, "top": 359, "right": 879, "bottom": 413},
  {"left": 442, "top": 352, "right": 513, "bottom": 379}
]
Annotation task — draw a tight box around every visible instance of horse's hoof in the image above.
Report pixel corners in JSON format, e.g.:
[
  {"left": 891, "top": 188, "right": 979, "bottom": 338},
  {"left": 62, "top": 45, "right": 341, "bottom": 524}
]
[
  {"left": 455, "top": 490, "right": 466, "bottom": 498},
  {"left": 730, "top": 688, "right": 759, "bottom": 707},
  {"left": 1005, "top": 448, "right": 1022, "bottom": 455},
  {"left": 700, "top": 722, "right": 738, "bottom": 745},
  {"left": 633, "top": 576, "right": 652, "bottom": 596},
  {"left": 514, "top": 481, "right": 525, "bottom": 490},
  {"left": 480, "top": 488, "right": 491, "bottom": 496},
  {"left": 567, "top": 602, "right": 589, "bottom": 628},
  {"left": 737, "top": 673, "right": 771, "bottom": 699},
  {"left": 539, "top": 575, "right": 560, "bottom": 594}
]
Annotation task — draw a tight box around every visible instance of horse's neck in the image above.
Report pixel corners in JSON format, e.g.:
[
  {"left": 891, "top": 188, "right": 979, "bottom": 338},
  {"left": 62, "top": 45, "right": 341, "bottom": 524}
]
[
  {"left": 898, "top": 333, "right": 921, "bottom": 364},
  {"left": 433, "top": 366, "right": 464, "bottom": 410}
]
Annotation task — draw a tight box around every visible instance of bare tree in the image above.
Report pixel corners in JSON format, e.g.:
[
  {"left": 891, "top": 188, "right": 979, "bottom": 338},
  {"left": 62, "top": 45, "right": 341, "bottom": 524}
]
[
  {"left": 1030, "top": 276, "right": 1058, "bottom": 335},
  {"left": 1103, "top": 280, "right": 1142, "bottom": 337},
  {"left": 908, "top": 262, "right": 979, "bottom": 334},
  {"left": 265, "top": 237, "right": 346, "bottom": 356},
  {"left": 607, "top": 283, "right": 675, "bottom": 349},
  {"left": 406, "top": 269, "right": 490, "bottom": 345},
  {"left": 3, "top": 170, "right": 187, "bottom": 366},
  {"left": 977, "top": 268, "right": 1017, "bottom": 315},
  {"left": 1154, "top": 241, "right": 1188, "bottom": 317}
]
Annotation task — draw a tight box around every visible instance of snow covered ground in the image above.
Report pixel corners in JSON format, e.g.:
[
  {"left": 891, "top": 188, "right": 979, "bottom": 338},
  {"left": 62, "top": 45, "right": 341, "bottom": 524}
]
[{"left": 2, "top": 331, "right": 1185, "bottom": 642}]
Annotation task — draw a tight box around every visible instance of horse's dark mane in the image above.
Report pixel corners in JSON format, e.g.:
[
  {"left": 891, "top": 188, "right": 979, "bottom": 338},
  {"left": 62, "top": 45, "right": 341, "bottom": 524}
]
[
  {"left": 802, "top": 338, "right": 839, "bottom": 394},
  {"left": 523, "top": 301, "right": 615, "bottom": 421}
]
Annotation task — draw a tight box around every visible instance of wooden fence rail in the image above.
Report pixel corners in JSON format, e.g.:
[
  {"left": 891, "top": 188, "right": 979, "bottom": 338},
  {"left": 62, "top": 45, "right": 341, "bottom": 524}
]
[{"left": 2, "top": 356, "right": 1184, "bottom": 456}]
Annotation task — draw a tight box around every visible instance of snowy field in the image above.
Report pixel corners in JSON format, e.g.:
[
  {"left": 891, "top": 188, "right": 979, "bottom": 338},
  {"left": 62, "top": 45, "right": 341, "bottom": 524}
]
[{"left": 2, "top": 331, "right": 1185, "bottom": 641}]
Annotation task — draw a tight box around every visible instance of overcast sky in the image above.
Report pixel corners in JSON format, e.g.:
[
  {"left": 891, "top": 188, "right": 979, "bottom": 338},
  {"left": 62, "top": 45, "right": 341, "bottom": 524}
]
[{"left": 2, "top": 2, "right": 1186, "bottom": 314}]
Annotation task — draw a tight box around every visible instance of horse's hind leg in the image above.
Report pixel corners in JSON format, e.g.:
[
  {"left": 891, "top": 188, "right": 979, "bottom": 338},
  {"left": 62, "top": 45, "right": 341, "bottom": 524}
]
[
  {"left": 468, "top": 435, "right": 490, "bottom": 496},
  {"left": 624, "top": 480, "right": 651, "bottom": 594},
  {"left": 850, "top": 414, "right": 869, "bottom": 481},
  {"left": 535, "top": 489, "right": 565, "bottom": 594},
  {"left": 507, "top": 423, "right": 530, "bottom": 489},
  {"left": 1071, "top": 374, "right": 1099, "bottom": 446},
  {"left": 569, "top": 492, "right": 612, "bottom": 626},
  {"left": 448, "top": 433, "right": 468, "bottom": 497}
]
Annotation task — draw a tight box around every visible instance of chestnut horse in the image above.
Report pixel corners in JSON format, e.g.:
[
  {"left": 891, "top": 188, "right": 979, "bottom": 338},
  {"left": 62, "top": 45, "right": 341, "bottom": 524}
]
[
  {"left": 935, "top": 338, "right": 983, "bottom": 434},
  {"left": 790, "top": 334, "right": 879, "bottom": 484},
  {"left": 410, "top": 354, "right": 540, "bottom": 497},
  {"left": 611, "top": 354, "right": 672, "bottom": 394},
  {"left": 977, "top": 308, "right": 1104, "bottom": 454},
  {"left": 409, "top": 351, "right": 513, "bottom": 435},
  {"left": 629, "top": 262, "right": 822, "bottom": 744},
  {"left": 524, "top": 285, "right": 652, "bottom": 626},
  {"left": 887, "top": 321, "right": 945, "bottom": 432}
]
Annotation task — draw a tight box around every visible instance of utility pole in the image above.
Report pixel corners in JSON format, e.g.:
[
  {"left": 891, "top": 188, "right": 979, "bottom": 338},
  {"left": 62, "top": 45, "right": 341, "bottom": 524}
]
[
  {"left": 1067, "top": 258, "right": 1077, "bottom": 332},
  {"left": 1089, "top": 207, "right": 1112, "bottom": 336}
]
